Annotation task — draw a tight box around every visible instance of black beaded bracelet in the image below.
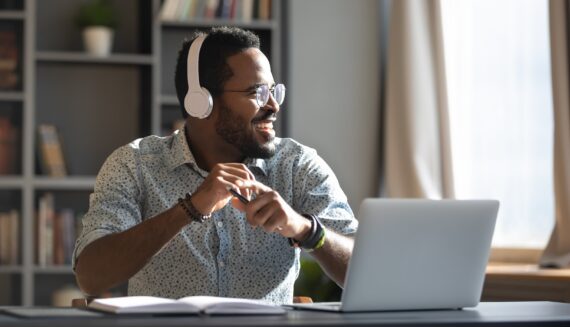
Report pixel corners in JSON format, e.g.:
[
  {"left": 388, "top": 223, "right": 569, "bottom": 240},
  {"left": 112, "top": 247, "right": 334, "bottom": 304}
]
[
  {"left": 288, "top": 214, "right": 326, "bottom": 252},
  {"left": 178, "top": 192, "right": 211, "bottom": 223}
]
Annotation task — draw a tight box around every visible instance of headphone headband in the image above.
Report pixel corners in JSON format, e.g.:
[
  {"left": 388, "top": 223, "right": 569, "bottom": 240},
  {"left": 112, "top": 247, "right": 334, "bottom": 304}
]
[
  {"left": 187, "top": 35, "right": 206, "bottom": 93},
  {"left": 184, "top": 34, "right": 213, "bottom": 119}
]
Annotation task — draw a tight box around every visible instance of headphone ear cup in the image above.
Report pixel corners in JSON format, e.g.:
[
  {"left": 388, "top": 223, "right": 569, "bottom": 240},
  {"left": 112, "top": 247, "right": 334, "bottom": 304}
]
[{"left": 184, "top": 87, "right": 213, "bottom": 119}]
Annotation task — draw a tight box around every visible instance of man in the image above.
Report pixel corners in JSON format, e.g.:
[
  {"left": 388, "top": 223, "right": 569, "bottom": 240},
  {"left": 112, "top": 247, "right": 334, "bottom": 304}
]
[{"left": 73, "top": 27, "right": 357, "bottom": 305}]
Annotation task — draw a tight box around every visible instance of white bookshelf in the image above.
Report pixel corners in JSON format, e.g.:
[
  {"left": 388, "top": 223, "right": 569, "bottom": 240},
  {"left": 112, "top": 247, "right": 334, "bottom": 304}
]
[{"left": 0, "top": 0, "right": 284, "bottom": 306}]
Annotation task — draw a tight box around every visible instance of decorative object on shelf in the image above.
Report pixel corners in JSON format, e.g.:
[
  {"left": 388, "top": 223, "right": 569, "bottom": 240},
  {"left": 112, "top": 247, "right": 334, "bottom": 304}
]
[
  {"left": 52, "top": 284, "right": 84, "bottom": 307},
  {"left": 75, "top": 0, "right": 117, "bottom": 57}
]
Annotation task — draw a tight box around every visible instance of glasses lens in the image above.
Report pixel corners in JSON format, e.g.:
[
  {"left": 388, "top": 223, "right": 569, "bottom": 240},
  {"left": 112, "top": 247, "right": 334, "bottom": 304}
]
[
  {"left": 274, "top": 84, "right": 285, "bottom": 105},
  {"left": 256, "top": 85, "right": 270, "bottom": 107}
]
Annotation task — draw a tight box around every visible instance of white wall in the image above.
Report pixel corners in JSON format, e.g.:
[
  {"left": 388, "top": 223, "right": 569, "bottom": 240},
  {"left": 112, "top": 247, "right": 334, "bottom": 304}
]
[{"left": 288, "top": 0, "right": 382, "bottom": 211}]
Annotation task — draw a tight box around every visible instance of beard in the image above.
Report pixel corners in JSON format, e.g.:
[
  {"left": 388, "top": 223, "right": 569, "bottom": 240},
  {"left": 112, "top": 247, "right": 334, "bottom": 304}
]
[{"left": 215, "top": 102, "right": 276, "bottom": 159}]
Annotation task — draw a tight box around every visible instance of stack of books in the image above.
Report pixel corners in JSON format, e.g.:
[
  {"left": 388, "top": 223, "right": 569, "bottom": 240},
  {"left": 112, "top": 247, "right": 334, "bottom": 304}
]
[
  {"left": 160, "top": 0, "right": 272, "bottom": 23},
  {"left": 36, "top": 193, "right": 82, "bottom": 266}
]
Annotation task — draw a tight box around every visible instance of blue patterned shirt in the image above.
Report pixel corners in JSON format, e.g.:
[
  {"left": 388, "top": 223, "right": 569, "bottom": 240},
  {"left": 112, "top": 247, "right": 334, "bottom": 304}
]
[{"left": 73, "top": 127, "right": 358, "bottom": 304}]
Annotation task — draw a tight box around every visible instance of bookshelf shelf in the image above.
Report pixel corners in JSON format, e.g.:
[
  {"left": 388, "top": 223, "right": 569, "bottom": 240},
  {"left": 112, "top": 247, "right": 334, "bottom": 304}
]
[
  {"left": 0, "top": 177, "right": 24, "bottom": 188},
  {"left": 0, "top": 266, "right": 23, "bottom": 273},
  {"left": 0, "top": 0, "right": 283, "bottom": 307},
  {"left": 33, "top": 266, "right": 73, "bottom": 274},
  {"left": 35, "top": 52, "right": 154, "bottom": 66},
  {"left": 0, "top": 92, "right": 24, "bottom": 101},
  {"left": 0, "top": 11, "right": 25, "bottom": 20},
  {"left": 33, "top": 176, "right": 96, "bottom": 190},
  {"left": 160, "top": 94, "right": 179, "bottom": 106},
  {"left": 161, "top": 19, "right": 276, "bottom": 30}
]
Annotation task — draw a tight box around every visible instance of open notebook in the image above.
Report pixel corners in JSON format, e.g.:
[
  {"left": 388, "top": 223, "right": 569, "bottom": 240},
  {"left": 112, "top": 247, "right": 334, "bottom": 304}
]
[
  {"left": 88, "top": 295, "right": 286, "bottom": 315},
  {"left": 290, "top": 199, "right": 499, "bottom": 312}
]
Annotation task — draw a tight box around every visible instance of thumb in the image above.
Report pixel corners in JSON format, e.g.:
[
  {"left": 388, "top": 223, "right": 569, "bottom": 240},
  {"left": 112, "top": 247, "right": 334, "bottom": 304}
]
[{"left": 230, "top": 197, "right": 246, "bottom": 211}]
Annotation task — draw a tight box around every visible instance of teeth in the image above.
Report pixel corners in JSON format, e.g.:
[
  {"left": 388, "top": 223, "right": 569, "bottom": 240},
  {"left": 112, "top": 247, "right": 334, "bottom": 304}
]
[{"left": 254, "top": 122, "right": 273, "bottom": 129}]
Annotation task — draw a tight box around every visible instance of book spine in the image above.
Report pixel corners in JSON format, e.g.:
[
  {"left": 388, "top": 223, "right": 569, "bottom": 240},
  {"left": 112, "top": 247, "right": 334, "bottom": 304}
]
[
  {"left": 60, "top": 209, "right": 75, "bottom": 265},
  {"left": 53, "top": 212, "right": 64, "bottom": 265},
  {"left": 241, "top": 0, "right": 253, "bottom": 22},
  {"left": 37, "top": 196, "right": 46, "bottom": 266},
  {"left": 37, "top": 124, "right": 67, "bottom": 177},
  {"left": 38, "top": 193, "right": 55, "bottom": 266},
  {"left": 0, "top": 117, "right": 17, "bottom": 175},
  {"left": 160, "top": 0, "right": 179, "bottom": 20},
  {"left": 9, "top": 210, "right": 18, "bottom": 265},
  {"left": 0, "top": 28, "right": 20, "bottom": 90},
  {"left": 0, "top": 213, "right": 6, "bottom": 264}
]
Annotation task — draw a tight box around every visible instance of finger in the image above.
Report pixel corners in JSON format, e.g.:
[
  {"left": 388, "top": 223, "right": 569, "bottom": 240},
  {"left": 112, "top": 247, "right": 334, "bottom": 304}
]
[
  {"left": 212, "top": 176, "right": 243, "bottom": 198},
  {"left": 227, "top": 187, "right": 249, "bottom": 204},
  {"left": 251, "top": 202, "right": 286, "bottom": 233},
  {"left": 245, "top": 192, "right": 287, "bottom": 228},
  {"left": 244, "top": 190, "right": 277, "bottom": 219},
  {"left": 245, "top": 180, "right": 273, "bottom": 195},
  {"left": 218, "top": 171, "right": 254, "bottom": 190},
  {"left": 263, "top": 215, "right": 286, "bottom": 233},
  {"left": 214, "top": 164, "right": 256, "bottom": 181}
]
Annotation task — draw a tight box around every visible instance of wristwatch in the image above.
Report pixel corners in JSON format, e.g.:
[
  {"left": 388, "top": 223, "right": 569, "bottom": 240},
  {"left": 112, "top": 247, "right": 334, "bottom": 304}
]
[
  {"left": 178, "top": 192, "right": 211, "bottom": 223},
  {"left": 288, "top": 214, "right": 326, "bottom": 252}
]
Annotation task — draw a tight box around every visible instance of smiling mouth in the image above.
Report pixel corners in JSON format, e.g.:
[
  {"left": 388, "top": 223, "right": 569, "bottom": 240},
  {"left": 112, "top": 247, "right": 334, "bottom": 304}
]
[{"left": 253, "top": 120, "right": 274, "bottom": 131}]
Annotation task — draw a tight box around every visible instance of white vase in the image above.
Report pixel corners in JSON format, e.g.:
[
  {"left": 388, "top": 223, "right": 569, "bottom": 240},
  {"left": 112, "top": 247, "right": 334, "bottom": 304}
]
[{"left": 83, "top": 26, "right": 114, "bottom": 57}]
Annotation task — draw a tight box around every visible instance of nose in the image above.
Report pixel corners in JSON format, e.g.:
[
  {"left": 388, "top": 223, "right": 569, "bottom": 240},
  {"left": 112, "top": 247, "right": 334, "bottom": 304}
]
[{"left": 261, "top": 92, "right": 280, "bottom": 113}]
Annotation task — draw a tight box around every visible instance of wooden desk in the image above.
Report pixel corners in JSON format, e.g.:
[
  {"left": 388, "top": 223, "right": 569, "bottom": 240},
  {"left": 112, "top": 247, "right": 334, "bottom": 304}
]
[
  {"left": 2, "top": 302, "right": 570, "bottom": 326},
  {"left": 483, "top": 263, "right": 570, "bottom": 302}
]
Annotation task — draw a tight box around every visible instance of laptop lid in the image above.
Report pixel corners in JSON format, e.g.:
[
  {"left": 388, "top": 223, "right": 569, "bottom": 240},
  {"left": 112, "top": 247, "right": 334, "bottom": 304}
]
[{"left": 339, "top": 199, "right": 499, "bottom": 312}]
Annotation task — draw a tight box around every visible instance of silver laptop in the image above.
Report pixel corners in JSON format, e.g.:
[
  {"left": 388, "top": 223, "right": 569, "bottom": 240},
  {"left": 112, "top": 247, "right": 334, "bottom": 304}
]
[{"left": 292, "top": 199, "right": 499, "bottom": 312}]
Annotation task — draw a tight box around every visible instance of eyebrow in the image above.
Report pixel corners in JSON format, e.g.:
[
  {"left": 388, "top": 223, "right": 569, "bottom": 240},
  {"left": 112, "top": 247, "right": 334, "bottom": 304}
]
[{"left": 247, "top": 82, "right": 276, "bottom": 91}]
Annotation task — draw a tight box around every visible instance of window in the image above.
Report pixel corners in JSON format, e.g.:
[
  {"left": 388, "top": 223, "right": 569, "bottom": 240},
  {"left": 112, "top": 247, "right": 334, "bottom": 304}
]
[{"left": 441, "top": 0, "right": 554, "bottom": 248}]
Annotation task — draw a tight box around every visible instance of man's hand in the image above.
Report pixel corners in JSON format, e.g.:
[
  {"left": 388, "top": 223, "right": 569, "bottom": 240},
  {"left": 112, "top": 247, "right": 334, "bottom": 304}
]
[
  {"left": 231, "top": 181, "right": 312, "bottom": 242},
  {"left": 191, "top": 163, "right": 256, "bottom": 215}
]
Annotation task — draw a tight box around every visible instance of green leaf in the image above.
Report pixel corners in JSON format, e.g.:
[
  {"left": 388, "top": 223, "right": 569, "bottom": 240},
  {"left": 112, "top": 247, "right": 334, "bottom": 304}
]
[{"left": 76, "top": 0, "right": 117, "bottom": 29}]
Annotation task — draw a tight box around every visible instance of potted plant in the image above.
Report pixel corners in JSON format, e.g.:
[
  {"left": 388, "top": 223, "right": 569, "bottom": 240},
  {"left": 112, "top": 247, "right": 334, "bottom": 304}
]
[{"left": 76, "top": 0, "right": 117, "bottom": 57}]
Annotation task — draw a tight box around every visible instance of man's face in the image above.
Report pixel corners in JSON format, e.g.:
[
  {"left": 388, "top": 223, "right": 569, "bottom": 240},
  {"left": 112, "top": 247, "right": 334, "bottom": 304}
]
[{"left": 214, "top": 48, "right": 279, "bottom": 159}]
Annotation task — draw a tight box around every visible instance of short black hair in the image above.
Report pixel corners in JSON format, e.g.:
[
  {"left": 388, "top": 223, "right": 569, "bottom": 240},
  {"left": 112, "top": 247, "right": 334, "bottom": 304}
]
[{"left": 174, "top": 26, "right": 261, "bottom": 118}]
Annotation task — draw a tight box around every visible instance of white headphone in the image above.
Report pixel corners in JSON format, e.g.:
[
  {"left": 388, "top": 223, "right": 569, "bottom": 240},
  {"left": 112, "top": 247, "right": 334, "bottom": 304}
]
[{"left": 184, "top": 35, "right": 213, "bottom": 119}]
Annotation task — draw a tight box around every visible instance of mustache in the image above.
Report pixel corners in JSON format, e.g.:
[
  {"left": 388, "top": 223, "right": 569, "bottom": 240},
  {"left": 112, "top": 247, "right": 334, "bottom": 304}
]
[{"left": 252, "top": 111, "right": 276, "bottom": 122}]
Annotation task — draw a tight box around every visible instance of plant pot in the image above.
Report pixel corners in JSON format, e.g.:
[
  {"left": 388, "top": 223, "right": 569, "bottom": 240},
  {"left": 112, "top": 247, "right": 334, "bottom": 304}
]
[{"left": 82, "top": 26, "right": 114, "bottom": 57}]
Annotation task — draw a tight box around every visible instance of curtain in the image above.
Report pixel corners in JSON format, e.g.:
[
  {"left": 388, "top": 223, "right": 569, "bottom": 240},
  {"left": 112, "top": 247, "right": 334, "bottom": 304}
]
[
  {"left": 382, "top": 0, "right": 454, "bottom": 198},
  {"left": 540, "top": 0, "right": 570, "bottom": 268}
]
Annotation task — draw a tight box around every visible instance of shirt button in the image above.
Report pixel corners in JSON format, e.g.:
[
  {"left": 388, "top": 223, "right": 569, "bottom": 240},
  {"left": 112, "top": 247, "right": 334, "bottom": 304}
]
[
  {"left": 217, "top": 221, "right": 223, "bottom": 228},
  {"left": 219, "top": 260, "right": 224, "bottom": 268}
]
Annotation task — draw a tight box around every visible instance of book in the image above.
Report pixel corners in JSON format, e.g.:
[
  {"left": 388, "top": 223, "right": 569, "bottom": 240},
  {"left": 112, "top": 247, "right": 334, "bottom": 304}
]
[
  {"left": 159, "top": 0, "right": 180, "bottom": 20},
  {"left": 0, "top": 117, "right": 18, "bottom": 175},
  {"left": 88, "top": 296, "right": 286, "bottom": 315},
  {"left": 0, "top": 210, "right": 19, "bottom": 265},
  {"left": 37, "top": 192, "right": 55, "bottom": 266},
  {"left": 0, "top": 28, "right": 20, "bottom": 90},
  {"left": 37, "top": 124, "right": 67, "bottom": 177}
]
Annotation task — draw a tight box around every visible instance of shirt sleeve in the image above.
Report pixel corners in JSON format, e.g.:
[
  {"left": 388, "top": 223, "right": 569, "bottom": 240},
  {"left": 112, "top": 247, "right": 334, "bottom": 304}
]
[
  {"left": 72, "top": 145, "right": 142, "bottom": 270},
  {"left": 293, "top": 147, "right": 358, "bottom": 236}
]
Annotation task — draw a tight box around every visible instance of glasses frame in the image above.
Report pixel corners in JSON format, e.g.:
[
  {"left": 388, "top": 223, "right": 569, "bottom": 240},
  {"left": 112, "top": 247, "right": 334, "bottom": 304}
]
[{"left": 223, "top": 83, "right": 286, "bottom": 107}]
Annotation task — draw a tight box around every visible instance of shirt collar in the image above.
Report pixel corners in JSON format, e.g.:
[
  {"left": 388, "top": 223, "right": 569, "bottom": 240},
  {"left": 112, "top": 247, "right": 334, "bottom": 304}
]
[
  {"left": 167, "top": 126, "right": 199, "bottom": 172},
  {"left": 167, "top": 125, "right": 268, "bottom": 176}
]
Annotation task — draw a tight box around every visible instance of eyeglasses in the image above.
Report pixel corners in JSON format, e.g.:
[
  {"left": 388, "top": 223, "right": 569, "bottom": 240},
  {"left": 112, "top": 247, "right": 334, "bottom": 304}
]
[{"left": 223, "top": 83, "right": 286, "bottom": 107}]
